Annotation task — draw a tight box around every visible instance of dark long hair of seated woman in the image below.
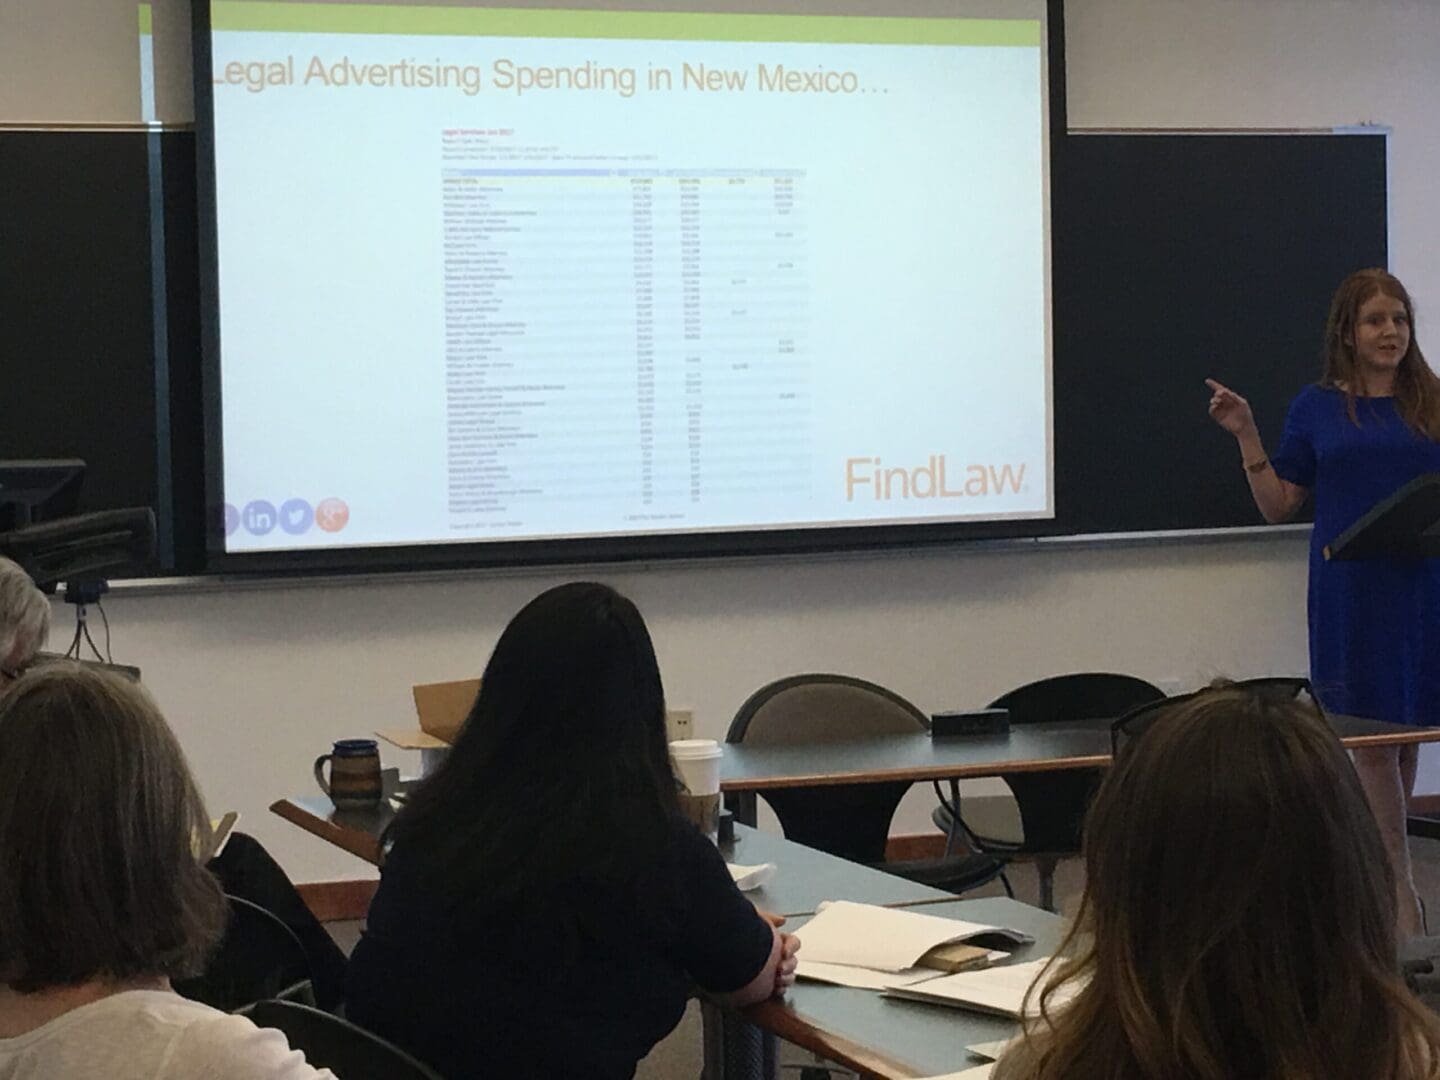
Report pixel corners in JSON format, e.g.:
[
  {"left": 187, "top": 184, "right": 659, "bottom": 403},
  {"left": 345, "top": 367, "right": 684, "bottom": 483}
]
[{"left": 345, "top": 581, "right": 781, "bottom": 1080}]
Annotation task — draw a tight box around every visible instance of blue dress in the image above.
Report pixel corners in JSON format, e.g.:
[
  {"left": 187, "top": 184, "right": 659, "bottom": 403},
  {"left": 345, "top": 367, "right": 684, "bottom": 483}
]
[{"left": 1271, "top": 385, "right": 1440, "bottom": 726}]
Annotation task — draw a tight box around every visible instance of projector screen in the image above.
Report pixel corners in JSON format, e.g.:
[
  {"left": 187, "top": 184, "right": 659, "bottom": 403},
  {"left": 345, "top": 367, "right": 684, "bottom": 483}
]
[{"left": 198, "top": 0, "right": 1056, "bottom": 559}]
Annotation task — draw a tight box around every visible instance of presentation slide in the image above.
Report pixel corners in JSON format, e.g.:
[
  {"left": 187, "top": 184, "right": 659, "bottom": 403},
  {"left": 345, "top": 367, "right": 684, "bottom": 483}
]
[{"left": 205, "top": 1, "right": 1053, "bottom": 552}]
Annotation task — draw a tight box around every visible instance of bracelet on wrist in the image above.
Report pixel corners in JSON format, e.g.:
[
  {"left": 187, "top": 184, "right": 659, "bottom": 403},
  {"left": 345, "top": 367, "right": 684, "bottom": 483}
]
[{"left": 1244, "top": 456, "right": 1270, "bottom": 474}]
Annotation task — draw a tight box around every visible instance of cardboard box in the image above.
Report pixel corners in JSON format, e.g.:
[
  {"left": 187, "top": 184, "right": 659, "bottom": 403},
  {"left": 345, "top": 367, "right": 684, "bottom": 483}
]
[
  {"left": 376, "top": 679, "right": 480, "bottom": 767},
  {"left": 378, "top": 683, "right": 698, "bottom": 779}
]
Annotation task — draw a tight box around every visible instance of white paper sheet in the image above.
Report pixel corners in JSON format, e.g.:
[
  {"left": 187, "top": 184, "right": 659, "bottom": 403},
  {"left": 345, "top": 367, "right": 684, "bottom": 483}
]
[
  {"left": 727, "top": 862, "right": 776, "bottom": 892},
  {"left": 913, "top": 1065, "right": 994, "bottom": 1080},
  {"left": 884, "top": 957, "right": 1073, "bottom": 1018},
  {"left": 795, "top": 959, "right": 942, "bottom": 990},
  {"left": 794, "top": 900, "right": 1032, "bottom": 972},
  {"left": 966, "top": 1040, "right": 1013, "bottom": 1061}
]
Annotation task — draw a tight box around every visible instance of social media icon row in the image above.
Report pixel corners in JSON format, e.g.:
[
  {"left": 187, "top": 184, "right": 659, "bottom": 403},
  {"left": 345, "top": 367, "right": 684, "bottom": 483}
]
[{"left": 223, "top": 498, "right": 350, "bottom": 537}]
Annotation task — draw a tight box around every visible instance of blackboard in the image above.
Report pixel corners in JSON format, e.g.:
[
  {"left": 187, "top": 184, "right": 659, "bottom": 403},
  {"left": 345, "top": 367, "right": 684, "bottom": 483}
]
[
  {"left": 1052, "top": 132, "right": 1386, "bottom": 534},
  {"left": 0, "top": 129, "right": 204, "bottom": 574},
  {"left": 0, "top": 128, "right": 1387, "bottom": 575}
]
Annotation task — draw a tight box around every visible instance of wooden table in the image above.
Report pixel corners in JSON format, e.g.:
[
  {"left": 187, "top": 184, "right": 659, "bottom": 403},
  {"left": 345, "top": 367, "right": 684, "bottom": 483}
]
[
  {"left": 720, "top": 714, "right": 1440, "bottom": 793},
  {"left": 741, "top": 896, "right": 1066, "bottom": 1079}
]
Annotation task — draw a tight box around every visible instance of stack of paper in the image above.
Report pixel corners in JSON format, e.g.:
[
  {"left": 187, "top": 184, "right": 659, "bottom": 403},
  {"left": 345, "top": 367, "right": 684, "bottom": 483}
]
[
  {"left": 793, "top": 901, "right": 1033, "bottom": 991},
  {"left": 794, "top": 962, "right": 945, "bottom": 991},
  {"left": 884, "top": 958, "right": 1075, "bottom": 1018},
  {"left": 797, "top": 901, "right": 1031, "bottom": 967}
]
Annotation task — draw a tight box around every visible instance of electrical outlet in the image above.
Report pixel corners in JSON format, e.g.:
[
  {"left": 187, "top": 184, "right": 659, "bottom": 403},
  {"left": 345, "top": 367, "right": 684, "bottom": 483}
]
[{"left": 666, "top": 708, "right": 695, "bottom": 742}]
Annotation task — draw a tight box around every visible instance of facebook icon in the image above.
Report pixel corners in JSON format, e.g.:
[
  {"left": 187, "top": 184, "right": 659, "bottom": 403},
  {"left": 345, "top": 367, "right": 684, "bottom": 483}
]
[{"left": 242, "top": 499, "right": 278, "bottom": 536}]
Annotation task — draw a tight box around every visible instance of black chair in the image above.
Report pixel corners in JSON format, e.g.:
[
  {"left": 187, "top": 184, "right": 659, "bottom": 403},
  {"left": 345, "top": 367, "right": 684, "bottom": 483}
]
[
  {"left": 1110, "top": 676, "right": 1318, "bottom": 756},
  {"left": 243, "top": 999, "right": 445, "bottom": 1080},
  {"left": 1408, "top": 816, "right": 1440, "bottom": 842},
  {"left": 932, "top": 672, "right": 1165, "bottom": 911},
  {"left": 174, "top": 894, "right": 315, "bottom": 1013},
  {"left": 727, "top": 673, "right": 1007, "bottom": 896}
]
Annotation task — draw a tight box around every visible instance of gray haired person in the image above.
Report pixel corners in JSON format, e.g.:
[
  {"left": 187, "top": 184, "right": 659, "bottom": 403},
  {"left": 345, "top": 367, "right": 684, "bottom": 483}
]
[{"left": 0, "top": 557, "right": 48, "bottom": 687}]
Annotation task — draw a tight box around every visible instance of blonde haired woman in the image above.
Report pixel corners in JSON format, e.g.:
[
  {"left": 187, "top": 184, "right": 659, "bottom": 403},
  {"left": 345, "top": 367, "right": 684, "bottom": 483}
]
[{"left": 994, "top": 686, "right": 1440, "bottom": 1080}]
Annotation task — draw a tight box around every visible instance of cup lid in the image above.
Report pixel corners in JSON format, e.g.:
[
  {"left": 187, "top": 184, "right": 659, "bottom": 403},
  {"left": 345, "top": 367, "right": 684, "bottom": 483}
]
[{"left": 669, "top": 738, "right": 722, "bottom": 759}]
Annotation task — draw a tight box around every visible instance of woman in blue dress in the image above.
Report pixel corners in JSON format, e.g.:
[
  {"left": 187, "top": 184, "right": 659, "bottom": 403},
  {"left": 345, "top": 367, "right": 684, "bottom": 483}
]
[{"left": 1207, "top": 268, "right": 1440, "bottom": 936}]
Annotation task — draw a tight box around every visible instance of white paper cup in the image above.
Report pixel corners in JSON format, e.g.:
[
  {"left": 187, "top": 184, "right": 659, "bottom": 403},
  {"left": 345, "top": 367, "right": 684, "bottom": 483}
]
[
  {"left": 670, "top": 738, "right": 722, "bottom": 794},
  {"left": 670, "top": 738, "right": 723, "bottom": 841}
]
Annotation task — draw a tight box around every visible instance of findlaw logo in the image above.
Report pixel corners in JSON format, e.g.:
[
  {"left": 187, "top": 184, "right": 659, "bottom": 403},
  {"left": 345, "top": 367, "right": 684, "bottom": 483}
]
[{"left": 844, "top": 456, "right": 1027, "bottom": 501}]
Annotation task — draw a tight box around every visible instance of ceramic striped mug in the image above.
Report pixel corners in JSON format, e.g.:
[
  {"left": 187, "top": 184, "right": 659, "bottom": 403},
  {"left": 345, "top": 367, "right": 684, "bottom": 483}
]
[{"left": 314, "top": 738, "right": 382, "bottom": 810}]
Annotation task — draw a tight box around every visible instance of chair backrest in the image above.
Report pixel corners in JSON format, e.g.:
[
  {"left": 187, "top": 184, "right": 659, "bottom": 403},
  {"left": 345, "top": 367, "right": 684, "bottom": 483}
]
[
  {"left": 727, "top": 674, "right": 928, "bottom": 862},
  {"left": 989, "top": 673, "right": 1165, "bottom": 852},
  {"left": 173, "top": 895, "right": 313, "bottom": 1013},
  {"left": 988, "top": 672, "right": 1166, "bottom": 725},
  {"left": 244, "top": 999, "right": 445, "bottom": 1080},
  {"left": 729, "top": 672, "right": 929, "bottom": 744},
  {"left": 1231, "top": 675, "right": 1315, "bottom": 703}
]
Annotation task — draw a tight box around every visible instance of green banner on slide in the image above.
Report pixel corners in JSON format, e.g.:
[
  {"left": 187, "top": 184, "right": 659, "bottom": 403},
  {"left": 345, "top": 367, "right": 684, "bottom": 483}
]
[{"left": 209, "top": 2, "right": 1041, "bottom": 46}]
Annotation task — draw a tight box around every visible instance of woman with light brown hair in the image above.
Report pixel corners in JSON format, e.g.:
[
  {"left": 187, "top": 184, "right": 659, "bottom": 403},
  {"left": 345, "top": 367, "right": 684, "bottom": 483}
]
[
  {"left": 1206, "top": 268, "right": 1440, "bottom": 934},
  {"left": 993, "top": 687, "right": 1440, "bottom": 1080},
  {"left": 0, "top": 665, "right": 334, "bottom": 1079}
]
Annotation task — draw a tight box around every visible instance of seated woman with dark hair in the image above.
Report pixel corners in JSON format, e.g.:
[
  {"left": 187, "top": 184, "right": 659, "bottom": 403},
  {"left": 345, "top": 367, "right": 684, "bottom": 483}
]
[
  {"left": 0, "top": 665, "right": 335, "bottom": 1080},
  {"left": 347, "top": 581, "right": 799, "bottom": 1079},
  {"left": 994, "top": 685, "right": 1440, "bottom": 1080}
]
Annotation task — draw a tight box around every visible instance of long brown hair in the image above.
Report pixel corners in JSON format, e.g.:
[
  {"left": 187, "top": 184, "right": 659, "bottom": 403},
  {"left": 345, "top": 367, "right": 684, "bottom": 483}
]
[
  {"left": 995, "top": 687, "right": 1440, "bottom": 1080},
  {"left": 1321, "top": 268, "right": 1440, "bottom": 438},
  {"left": 0, "top": 665, "right": 226, "bottom": 991}
]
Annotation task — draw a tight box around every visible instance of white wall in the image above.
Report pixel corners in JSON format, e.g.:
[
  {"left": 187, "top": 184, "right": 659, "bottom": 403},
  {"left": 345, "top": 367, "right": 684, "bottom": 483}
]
[
  {"left": 79, "top": 537, "right": 1310, "bottom": 881},
  {"left": 1065, "top": 0, "right": 1440, "bottom": 305},
  {"left": 8, "top": 0, "right": 1440, "bottom": 882}
]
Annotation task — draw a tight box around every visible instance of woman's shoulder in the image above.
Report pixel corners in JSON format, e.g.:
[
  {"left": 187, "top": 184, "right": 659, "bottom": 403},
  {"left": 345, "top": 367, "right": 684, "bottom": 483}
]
[
  {"left": 663, "top": 814, "right": 723, "bottom": 866},
  {"left": 0, "top": 991, "right": 335, "bottom": 1080},
  {"left": 1292, "top": 382, "right": 1341, "bottom": 407},
  {"left": 1282, "top": 382, "right": 1346, "bottom": 427},
  {"left": 168, "top": 1006, "right": 338, "bottom": 1078},
  {"left": 12, "top": 989, "right": 217, "bottom": 1041}
]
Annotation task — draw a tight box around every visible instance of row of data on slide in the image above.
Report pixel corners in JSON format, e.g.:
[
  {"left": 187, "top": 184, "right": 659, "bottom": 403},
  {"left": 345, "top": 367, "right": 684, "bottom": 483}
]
[{"left": 442, "top": 168, "right": 812, "bottom": 515}]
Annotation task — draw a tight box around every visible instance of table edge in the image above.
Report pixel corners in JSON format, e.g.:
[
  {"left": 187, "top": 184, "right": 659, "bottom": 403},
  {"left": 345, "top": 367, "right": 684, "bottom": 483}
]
[
  {"left": 721, "top": 728, "right": 1440, "bottom": 790},
  {"left": 741, "top": 998, "right": 929, "bottom": 1079},
  {"left": 269, "top": 798, "right": 383, "bottom": 867}
]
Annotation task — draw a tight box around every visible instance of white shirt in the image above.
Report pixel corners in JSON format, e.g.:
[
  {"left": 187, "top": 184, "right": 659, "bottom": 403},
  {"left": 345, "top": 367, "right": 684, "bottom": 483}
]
[{"left": 0, "top": 990, "right": 337, "bottom": 1080}]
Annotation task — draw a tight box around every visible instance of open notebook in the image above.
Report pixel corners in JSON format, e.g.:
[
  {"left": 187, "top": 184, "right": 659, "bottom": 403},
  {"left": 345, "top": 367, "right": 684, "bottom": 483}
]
[
  {"left": 794, "top": 900, "right": 1032, "bottom": 973},
  {"left": 884, "top": 957, "right": 1077, "bottom": 1018}
]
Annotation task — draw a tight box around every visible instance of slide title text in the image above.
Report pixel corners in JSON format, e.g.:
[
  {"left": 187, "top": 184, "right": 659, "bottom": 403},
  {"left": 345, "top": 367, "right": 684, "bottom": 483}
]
[{"left": 214, "top": 55, "right": 875, "bottom": 97}]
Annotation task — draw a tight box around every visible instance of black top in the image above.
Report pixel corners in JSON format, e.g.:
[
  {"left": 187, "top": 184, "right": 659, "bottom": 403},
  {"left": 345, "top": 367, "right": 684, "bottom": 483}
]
[{"left": 345, "top": 818, "right": 775, "bottom": 1079}]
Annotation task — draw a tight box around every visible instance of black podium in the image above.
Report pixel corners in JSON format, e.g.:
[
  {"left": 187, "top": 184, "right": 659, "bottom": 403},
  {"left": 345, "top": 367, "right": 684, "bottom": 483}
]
[{"left": 1324, "top": 474, "right": 1440, "bottom": 561}]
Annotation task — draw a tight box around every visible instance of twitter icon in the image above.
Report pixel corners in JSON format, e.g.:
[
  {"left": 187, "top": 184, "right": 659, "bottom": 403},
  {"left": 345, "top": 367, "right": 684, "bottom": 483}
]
[{"left": 279, "top": 498, "right": 314, "bottom": 535}]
